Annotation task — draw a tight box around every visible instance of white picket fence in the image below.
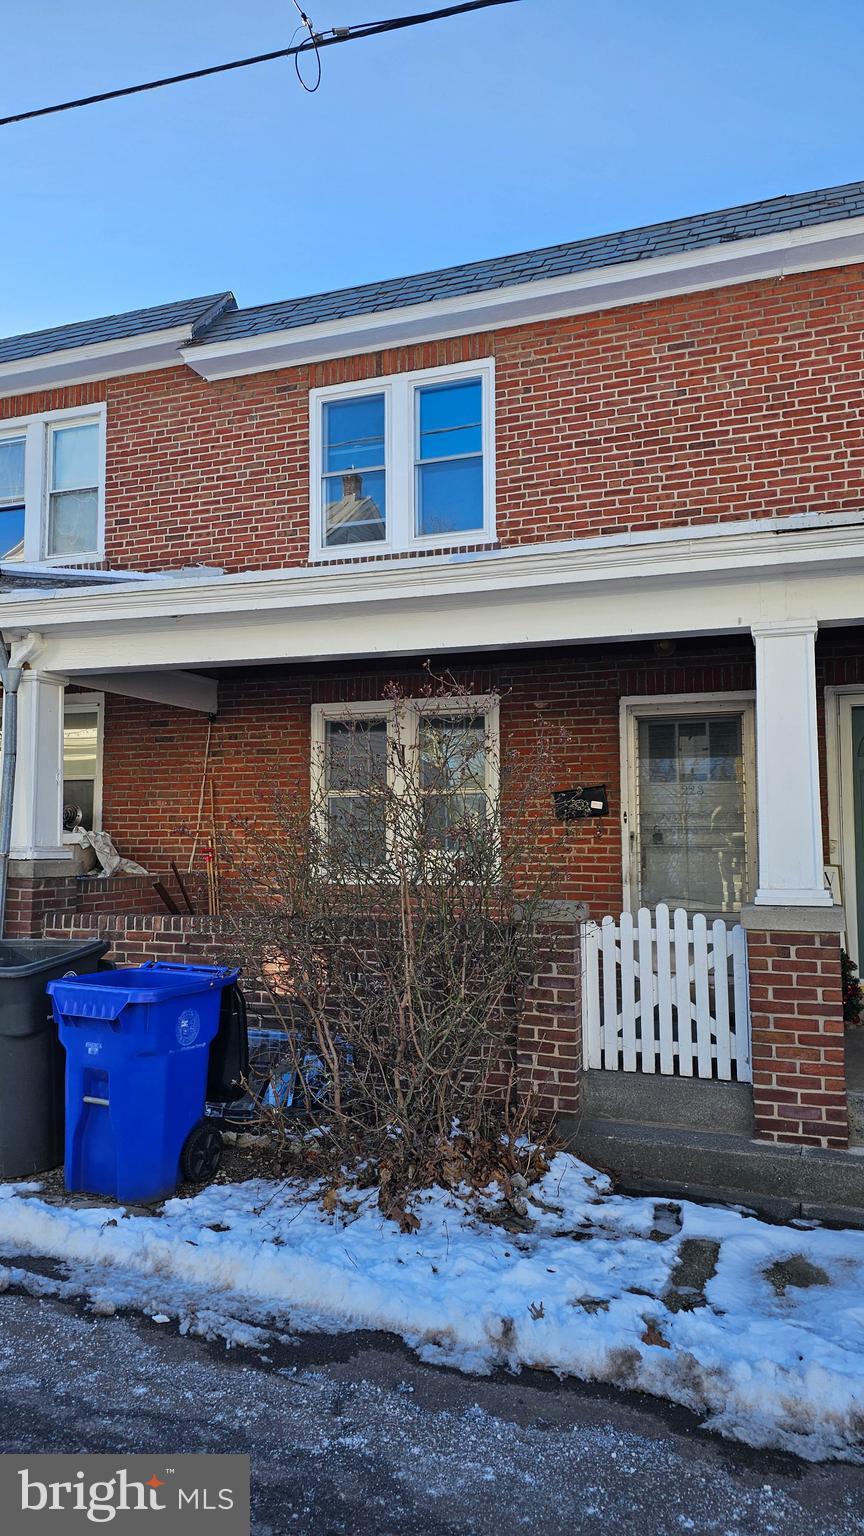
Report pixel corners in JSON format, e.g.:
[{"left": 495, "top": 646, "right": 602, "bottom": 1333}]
[{"left": 582, "top": 904, "right": 751, "bottom": 1082}]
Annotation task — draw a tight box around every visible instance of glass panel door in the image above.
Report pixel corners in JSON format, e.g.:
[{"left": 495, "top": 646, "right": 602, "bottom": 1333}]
[{"left": 636, "top": 714, "right": 748, "bottom": 916}]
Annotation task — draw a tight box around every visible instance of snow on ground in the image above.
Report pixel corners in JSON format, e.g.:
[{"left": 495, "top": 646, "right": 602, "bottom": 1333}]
[{"left": 0, "top": 1154, "right": 862, "bottom": 1464}]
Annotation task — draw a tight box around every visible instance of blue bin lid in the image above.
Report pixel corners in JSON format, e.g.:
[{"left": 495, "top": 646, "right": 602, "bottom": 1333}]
[{"left": 47, "top": 962, "right": 240, "bottom": 1022}]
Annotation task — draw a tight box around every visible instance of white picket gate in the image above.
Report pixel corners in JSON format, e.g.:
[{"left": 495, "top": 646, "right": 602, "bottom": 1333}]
[{"left": 582, "top": 904, "right": 751, "bottom": 1081}]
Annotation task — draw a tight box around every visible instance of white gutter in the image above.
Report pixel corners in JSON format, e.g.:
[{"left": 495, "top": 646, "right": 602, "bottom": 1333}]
[
  {"left": 0, "top": 323, "right": 207, "bottom": 399},
  {"left": 182, "top": 217, "right": 864, "bottom": 381}
]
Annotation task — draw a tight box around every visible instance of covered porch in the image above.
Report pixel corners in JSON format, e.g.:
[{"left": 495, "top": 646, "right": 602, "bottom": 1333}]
[{"left": 2, "top": 513, "right": 863, "bottom": 1177}]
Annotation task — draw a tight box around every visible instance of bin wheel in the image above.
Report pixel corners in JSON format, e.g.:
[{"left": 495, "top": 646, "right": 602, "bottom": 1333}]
[{"left": 180, "top": 1120, "right": 223, "bottom": 1185}]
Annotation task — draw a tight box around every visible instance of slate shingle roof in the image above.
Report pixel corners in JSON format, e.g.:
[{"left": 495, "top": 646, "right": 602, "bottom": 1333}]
[
  {"left": 2, "top": 180, "right": 863, "bottom": 365},
  {"left": 0, "top": 293, "right": 236, "bottom": 366},
  {"left": 192, "top": 180, "right": 864, "bottom": 345}
]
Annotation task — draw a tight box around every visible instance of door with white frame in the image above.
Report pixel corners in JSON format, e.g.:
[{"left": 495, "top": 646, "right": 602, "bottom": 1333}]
[
  {"left": 620, "top": 694, "right": 757, "bottom": 921},
  {"left": 825, "top": 687, "right": 864, "bottom": 968}
]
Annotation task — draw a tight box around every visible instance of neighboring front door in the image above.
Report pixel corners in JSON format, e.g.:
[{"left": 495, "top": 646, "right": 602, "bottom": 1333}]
[{"left": 850, "top": 706, "right": 864, "bottom": 967}]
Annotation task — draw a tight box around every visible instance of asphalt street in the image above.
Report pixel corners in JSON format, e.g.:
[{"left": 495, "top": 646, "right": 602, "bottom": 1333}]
[{"left": 0, "top": 1282, "right": 862, "bottom": 1535}]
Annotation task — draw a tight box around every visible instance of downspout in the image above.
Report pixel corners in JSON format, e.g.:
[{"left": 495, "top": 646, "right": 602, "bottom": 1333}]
[{"left": 0, "top": 632, "right": 43, "bottom": 939}]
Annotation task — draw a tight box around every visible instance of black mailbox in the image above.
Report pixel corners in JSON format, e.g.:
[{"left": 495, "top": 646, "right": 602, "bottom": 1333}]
[{"left": 552, "top": 785, "right": 609, "bottom": 821}]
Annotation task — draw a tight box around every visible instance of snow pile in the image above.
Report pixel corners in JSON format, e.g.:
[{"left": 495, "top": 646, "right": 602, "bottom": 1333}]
[{"left": 0, "top": 1155, "right": 862, "bottom": 1463}]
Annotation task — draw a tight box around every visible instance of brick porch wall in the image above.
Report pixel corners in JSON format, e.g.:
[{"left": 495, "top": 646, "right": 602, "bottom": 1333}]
[
  {"left": 4, "top": 875, "right": 194, "bottom": 938},
  {"left": 37, "top": 906, "right": 583, "bottom": 1121},
  {"left": 42, "top": 909, "right": 227, "bottom": 967},
  {"left": 747, "top": 928, "right": 848, "bottom": 1149},
  {"left": 517, "top": 918, "right": 582, "bottom": 1119}
]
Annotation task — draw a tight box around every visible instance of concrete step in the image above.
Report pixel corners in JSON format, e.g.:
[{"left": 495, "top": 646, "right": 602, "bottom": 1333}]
[
  {"left": 562, "top": 1115, "right": 864, "bottom": 1226},
  {"left": 582, "top": 1069, "right": 754, "bottom": 1136}
]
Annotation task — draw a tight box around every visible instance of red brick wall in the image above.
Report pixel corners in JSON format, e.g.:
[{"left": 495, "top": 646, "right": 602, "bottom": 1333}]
[
  {"left": 518, "top": 919, "right": 582, "bottom": 1118},
  {"left": 3, "top": 265, "right": 864, "bottom": 572},
  {"left": 5, "top": 879, "right": 80, "bottom": 938},
  {"left": 748, "top": 929, "right": 847, "bottom": 1149},
  {"left": 40, "top": 911, "right": 582, "bottom": 1119},
  {"left": 99, "top": 638, "right": 756, "bottom": 917},
  {"left": 40, "top": 909, "right": 228, "bottom": 967}
]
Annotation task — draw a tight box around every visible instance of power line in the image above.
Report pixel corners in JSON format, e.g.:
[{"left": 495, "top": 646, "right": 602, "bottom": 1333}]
[
  {"left": 0, "top": 0, "right": 520, "bottom": 128},
  {"left": 287, "top": 0, "right": 322, "bottom": 93}
]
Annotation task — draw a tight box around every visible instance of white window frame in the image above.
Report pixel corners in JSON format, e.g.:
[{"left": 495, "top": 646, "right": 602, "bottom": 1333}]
[
  {"left": 62, "top": 691, "right": 104, "bottom": 837},
  {"left": 311, "top": 695, "right": 501, "bottom": 859},
  {"left": 309, "top": 358, "right": 496, "bottom": 561},
  {"left": 620, "top": 692, "right": 757, "bottom": 916},
  {"left": 0, "top": 403, "right": 107, "bottom": 564}
]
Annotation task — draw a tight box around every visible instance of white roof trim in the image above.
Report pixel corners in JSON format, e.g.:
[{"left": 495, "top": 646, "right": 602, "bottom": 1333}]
[
  {"left": 182, "top": 217, "right": 864, "bottom": 381},
  {"left": 0, "top": 323, "right": 196, "bottom": 399},
  {"left": 3, "top": 509, "right": 864, "bottom": 634}
]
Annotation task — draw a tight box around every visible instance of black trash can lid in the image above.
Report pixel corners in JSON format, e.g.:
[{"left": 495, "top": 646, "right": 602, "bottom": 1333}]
[{"left": 0, "top": 938, "right": 110, "bottom": 978}]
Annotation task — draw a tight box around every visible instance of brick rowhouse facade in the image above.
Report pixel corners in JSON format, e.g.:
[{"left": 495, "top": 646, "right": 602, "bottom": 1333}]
[
  {"left": 4, "top": 233, "right": 863, "bottom": 1158},
  {"left": 3, "top": 266, "right": 864, "bottom": 573}
]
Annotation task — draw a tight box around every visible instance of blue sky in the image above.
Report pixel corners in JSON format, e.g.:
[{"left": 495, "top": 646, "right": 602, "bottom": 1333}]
[{"left": 2, "top": 0, "right": 863, "bottom": 338}]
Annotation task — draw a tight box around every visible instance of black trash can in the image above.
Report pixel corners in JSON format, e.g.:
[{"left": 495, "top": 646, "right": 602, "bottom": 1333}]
[{"left": 0, "top": 938, "right": 110, "bottom": 1178}]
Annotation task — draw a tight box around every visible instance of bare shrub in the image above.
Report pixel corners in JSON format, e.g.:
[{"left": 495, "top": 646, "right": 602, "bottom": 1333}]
[{"left": 224, "top": 673, "right": 569, "bottom": 1220}]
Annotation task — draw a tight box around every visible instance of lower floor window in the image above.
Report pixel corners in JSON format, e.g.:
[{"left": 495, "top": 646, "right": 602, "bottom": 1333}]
[
  {"left": 628, "top": 702, "right": 755, "bottom": 917},
  {"left": 313, "top": 698, "right": 499, "bottom": 867},
  {"left": 63, "top": 701, "right": 102, "bottom": 832}
]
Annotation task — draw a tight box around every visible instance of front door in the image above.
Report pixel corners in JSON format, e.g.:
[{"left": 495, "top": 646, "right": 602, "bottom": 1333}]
[
  {"left": 850, "top": 706, "right": 864, "bottom": 967},
  {"left": 624, "top": 698, "right": 757, "bottom": 921}
]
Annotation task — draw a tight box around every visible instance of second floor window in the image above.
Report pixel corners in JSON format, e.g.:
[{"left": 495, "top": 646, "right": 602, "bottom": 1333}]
[
  {"left": 0, "top": 405, "right": 105, "bottom": 564},
  {"left": 47, "top": 421, "right": 101, "bottom": 558},
  {"left": 311, "top": 359, "right": 495, "bottom": 559},
  {"left": 322, "top": 394, "right": 387, "bottom": 547},
  {"left": 0, "top": 434, "right": 25, "bottom": 559}
]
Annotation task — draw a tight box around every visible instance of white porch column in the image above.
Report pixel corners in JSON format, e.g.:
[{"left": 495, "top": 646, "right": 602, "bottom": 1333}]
[
  {"left": 751, "top": 620, "right": 831, "bottom": 907},
  {"left": 10, "top": 670, "right": 71, "bottom": 862}
]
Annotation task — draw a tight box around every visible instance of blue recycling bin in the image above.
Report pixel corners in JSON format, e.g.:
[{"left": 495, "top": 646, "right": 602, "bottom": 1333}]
[{"left": 47, "top": 962, "right": 239, "bottom": 1203}]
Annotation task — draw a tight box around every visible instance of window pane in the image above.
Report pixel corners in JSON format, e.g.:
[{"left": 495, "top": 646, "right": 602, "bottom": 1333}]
[
  {"left": 0, "top": 437, "right": 24, "bottom": 505},
  {"left": 0, "top": 507, "right": 25, "bottom": 561},
  {"left": 417, "top": 380, "right": 482, "bottom": 460},
  {"left": 420, "top": 715, "right": 487, "bottom": 793},
  {"left": 637, "top": 715, "right": 747, "bottom": 915},
  {"left": 645, "top": 721, "right": 676, "bottom": 783},
  {"left": 417, "top": 457, "right": 483, "bottom": 537},
  {"left": 327, "top": 796, "right": 386, "bottom": 862},
  {"left": 51, "top": 422, "right": 99, "bottom": 492},
  {"left": 325, "top": 719, "right": 387, "bottom": 791},
  {"left": 63, "top": 709, "right": 99, "bottom": 832},
  {"left": 47, "top": 489, "right": 99, "bottom": 556},
  {"left": 324, "top": 470, "right": 386, "bottom": 546},
  {"left": 322, "top": 715, "right": 387, "bottom": 866},
  {"left": 324, "top": 718, "right": 388, "bottom": 865},
  {"left": 323, "top": 395, "right": 385, "bottom": 474},
  {"left": 420, "top": 716, "right": 488, "bottom": 849},
  {"left": 423, "top": 791, "right": 486, "bottom": 849}
]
